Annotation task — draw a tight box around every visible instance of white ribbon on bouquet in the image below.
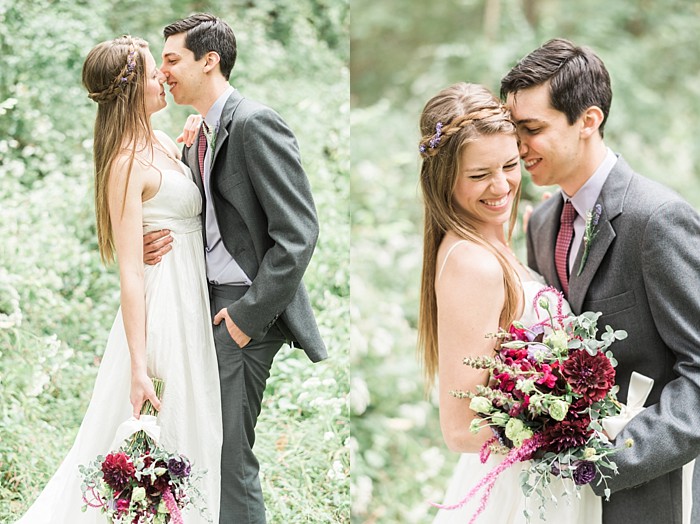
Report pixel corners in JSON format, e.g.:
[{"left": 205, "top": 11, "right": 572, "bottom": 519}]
[
  {"left": 602, "top": 371, "right": 654, "bottom": 439},
  {"left": 110, "top": 415, "right": 161, "bottom": 450},
  {"left": 602, "top": 371, "right": 694, "bottom": 524}
]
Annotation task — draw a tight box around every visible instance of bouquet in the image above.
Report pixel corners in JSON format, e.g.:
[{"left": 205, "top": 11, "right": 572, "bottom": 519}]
[
  {"left": 79, "top": 378, "right": 209, "bottom": 524},
  {"left": 434, "top": 287, "right": 632, "bottom": 523}
]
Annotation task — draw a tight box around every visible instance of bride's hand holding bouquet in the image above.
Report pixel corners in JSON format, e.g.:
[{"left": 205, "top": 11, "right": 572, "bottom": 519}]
[{"left": 79, "top": 378, "right": 210, "bottom": 524}]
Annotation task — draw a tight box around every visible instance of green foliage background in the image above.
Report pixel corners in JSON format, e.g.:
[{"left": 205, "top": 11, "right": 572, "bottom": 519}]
[
  {"left": 350, "top": 1, "right": 700, "bottom": 522},
  {"left": 0, "top": 0, "right": 349, "bottom": 522}
]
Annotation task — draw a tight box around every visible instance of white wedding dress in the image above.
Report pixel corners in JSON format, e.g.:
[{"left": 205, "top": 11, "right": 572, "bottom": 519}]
[
  {"left": 17, "top": 164, "right": 222, "bottom": 523},
  {"left": 432, "top": 277, "right": 602, "bottom": 524}
]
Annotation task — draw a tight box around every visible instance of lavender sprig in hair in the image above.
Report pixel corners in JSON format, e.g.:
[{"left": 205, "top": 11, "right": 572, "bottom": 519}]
[
  {"left": 419, "top": 121, "right": 443, "bottom": 154},
  {"left": 120, "top": 46, "right": 137, "bottom": 83}
]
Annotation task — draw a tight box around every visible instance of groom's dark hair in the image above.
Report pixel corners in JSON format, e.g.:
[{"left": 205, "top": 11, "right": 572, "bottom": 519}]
[
  {"left": 164, "top": 13, "right": 237, "bottom": 80},
  {"left": 500, "top": 38, "right": 612, "bottom": 137}
]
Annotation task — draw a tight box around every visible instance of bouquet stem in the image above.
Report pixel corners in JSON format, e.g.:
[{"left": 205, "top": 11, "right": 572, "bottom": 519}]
[{"left": 141, "top": 377, "right": 164, "bottom": 417}]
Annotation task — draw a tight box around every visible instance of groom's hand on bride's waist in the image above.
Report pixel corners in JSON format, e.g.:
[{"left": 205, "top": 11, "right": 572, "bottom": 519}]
[
  {"left": 214, "top": 308, "right": 252, "bottom": 348},
  {"left": 143, "top": 229, "right": 173, "bottom": 265}
]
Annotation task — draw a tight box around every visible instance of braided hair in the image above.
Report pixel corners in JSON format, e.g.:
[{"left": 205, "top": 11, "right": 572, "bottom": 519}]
[
  {"left": 84, "top": 36, "right": 144, "bottom": 104},
  {"left": 417, "top": 83, "right": 522, "bottom": 390},
  {"left": 82, "top": 35, "right": 153, "bottom": 263}
]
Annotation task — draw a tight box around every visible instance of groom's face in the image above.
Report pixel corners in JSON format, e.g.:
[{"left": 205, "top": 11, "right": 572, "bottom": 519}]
[
  {"left": 161, "top": 33, "right": 205, "bottom": 107},
  {"left": 506, "top": 83, "right": 583, "bottom": 192}
]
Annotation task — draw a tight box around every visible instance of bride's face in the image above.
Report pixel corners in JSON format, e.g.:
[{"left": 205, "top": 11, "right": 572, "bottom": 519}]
[
  {"left": 452, "top": 132, "right": 521, "bottom": 233},
  {"left": 143, "top": 51, "right": 167, "bottom": 116}
]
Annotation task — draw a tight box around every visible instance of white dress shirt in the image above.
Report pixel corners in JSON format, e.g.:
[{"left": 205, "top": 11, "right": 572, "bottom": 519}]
[
  {"left": 562, "top": 147, "right": 617, "bottom": 272},
  {"left": 202, "top": 85, "right": 252, "bottom": 286}
]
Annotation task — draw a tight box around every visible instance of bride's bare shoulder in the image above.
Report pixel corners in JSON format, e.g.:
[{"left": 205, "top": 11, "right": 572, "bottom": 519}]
[{"left": 436, "top": 233, "right": 503, "bottom": 287}]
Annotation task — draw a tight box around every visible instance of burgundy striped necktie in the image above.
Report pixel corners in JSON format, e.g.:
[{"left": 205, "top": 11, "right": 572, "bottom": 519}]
[
  {"left": 555, "top": 200, "right": 577, "bottom": 296},
  {"left": 197, "top": 121, "right": 209, "bottom": 181}
]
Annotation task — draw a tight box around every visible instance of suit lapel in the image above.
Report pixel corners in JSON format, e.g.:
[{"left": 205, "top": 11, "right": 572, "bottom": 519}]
[
  {"left": 211, "top": 89, "right": 244, "bottom": 173},
  {"left": 568, "top": 157, "right": 632, "bottom": 312}
]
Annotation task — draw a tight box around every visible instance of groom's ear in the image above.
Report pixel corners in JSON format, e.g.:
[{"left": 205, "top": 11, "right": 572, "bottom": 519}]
[
  {"left": 202, "top": 51, "right": 221, "bottom": 74},
  {"left": 579, "top": 106, "right": 604, "bottom": 139}
]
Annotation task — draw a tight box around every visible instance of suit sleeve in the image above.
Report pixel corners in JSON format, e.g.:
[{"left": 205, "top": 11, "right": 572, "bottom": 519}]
[
  {"left": 227, "top": 108, "right": 319, "bottom": 339},
  {"left": 591, "top": 200, "right": 700, "bottom": 494}
]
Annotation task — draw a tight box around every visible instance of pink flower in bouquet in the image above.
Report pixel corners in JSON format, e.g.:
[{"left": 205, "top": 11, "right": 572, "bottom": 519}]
[
  {"left": 508, "top": 399, "right": 527, "bottom": 418},
  {"left": 535, "top": 362, "right": 558, "bottom": 389},
  {"left": 508, "top": 324, "right": 529, "bottom": 341},
  {"left": 115, "top": 498, "right": 130, "bottom": 513},
  {"left": 101, "top": 452, "right": 135, "bottom": 491},
  {"left": 501, "top": 347, "right": 529, "bottom": 368},
  {"left": 492, "top": 370, "right": 515, "bottom": 393},
  {"left": 562, "top": 349, "right": 616, "bottom": 403}
]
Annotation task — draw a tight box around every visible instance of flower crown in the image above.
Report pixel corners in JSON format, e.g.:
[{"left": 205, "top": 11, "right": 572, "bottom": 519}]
[
  {"left": 418, "top": 106, "right": 514, "bottom": 158},
  {"left": 88, "top": 39, "right": 139, "bottom": 104}
]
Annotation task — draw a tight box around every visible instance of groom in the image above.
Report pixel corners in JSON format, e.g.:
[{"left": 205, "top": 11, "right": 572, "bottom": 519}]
[
  {"left": 145, "top": 13, "right": 327, "bottom": 523},
  {"left": 502, "top": 38, "right": 700, "bottom": 524}
]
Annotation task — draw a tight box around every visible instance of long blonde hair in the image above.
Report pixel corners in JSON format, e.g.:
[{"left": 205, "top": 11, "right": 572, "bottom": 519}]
[
  {"left": 82, "top": 35, "right": 152, "bottom": 264},
  {"left": 417, "top": 83, "right": 522, "bottom": 391}
]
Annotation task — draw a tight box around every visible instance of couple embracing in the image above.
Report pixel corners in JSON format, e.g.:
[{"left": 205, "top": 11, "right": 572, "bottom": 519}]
[
  {"left": 17, "top": 13, "right": 326, "bottom": 524},
  {"left": 421, "top": 39, "right": 700, "bottom": 523}
]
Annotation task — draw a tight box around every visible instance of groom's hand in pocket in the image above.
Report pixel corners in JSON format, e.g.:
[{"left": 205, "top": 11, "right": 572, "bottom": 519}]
[
  {"left": 214, "top": 308, "right": 251, "bottom": 348},
  {"left": 143, "top": 229, "right": 173, "bottom": 265}
]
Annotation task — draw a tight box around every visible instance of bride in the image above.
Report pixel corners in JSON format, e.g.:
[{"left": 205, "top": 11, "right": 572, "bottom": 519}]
[
  {"left": 16, "top": 36, "right": 222, "bottom": 523},
  {"left": 416, "top": 83, "right": 600, "bottom": 523}
]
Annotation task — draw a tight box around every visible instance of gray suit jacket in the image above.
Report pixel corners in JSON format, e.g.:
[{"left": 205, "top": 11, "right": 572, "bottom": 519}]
[
  {"left": 527, "top": 156, "right": 700, "bottom": 524},
  {"left": 183, "top": 89, "right": 327, "bottom": 363}
]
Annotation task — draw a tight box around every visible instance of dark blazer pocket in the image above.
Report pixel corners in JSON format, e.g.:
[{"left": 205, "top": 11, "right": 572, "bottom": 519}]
[
  {"left": 217, "top": 171, "right": 244, "bottom": 193},
  {"left": 585, "top": 289, "right": 636, "bottom": 315}
]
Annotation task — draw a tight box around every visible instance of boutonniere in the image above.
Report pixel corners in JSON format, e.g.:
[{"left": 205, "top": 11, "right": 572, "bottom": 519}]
[{"left": 577, "top": 203, "right": 603, "bottom": 276}]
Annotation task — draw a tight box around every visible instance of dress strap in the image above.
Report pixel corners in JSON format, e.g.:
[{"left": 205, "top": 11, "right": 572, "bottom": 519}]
[{"left": 437, "top": 240, "right": 469, "bottom": 281}]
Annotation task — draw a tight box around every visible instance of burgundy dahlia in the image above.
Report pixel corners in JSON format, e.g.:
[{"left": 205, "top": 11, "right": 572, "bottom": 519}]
[
  {"left": 541, "top": 417, "right": 592, "bottom": 453},
  {"left": 101, "top": 452, "right": 135, "bottom": 491},
  {"left": 566, "top": 397, "right": 592, "bottom": 420},
  {"left": 572, "top": 460, "right": 596, "bottom": 485},
  {"left": 561, "top": 349, "right": 615, "bottom": 403}
]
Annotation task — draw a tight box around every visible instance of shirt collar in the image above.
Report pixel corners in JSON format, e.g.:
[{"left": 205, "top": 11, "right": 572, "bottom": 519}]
[
  {"left": 203, "top": 85, "right": 235, "bottom": 130},
  {"left": 563, "top": 147, "right": 617, "bottom": 217}
]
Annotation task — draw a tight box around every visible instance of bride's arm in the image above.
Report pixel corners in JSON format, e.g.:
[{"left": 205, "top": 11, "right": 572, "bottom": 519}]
[
  {"left": 174, "top": 114, "right": 203, "bottom": 149},
  {"left": 435, "top": 242, "right": 505, "bottom": 453},
  {"left": 108, "top": 156, "right": 161, "bottom": 418}
]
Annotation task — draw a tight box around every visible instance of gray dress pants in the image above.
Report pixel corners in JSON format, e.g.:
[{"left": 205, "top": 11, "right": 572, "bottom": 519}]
[{"left": 210, "top": 284, "right": 285, "bottom": 524}]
